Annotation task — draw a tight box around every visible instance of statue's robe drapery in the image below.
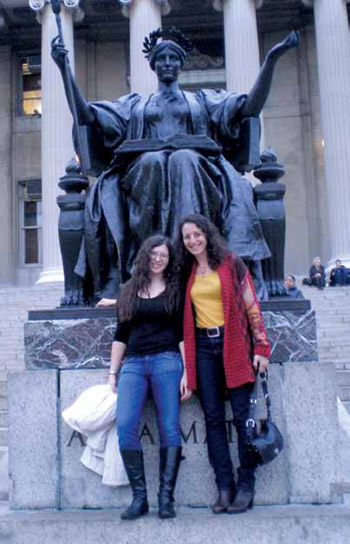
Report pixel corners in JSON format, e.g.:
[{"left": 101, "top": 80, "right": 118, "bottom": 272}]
[{"left": 75, "top": 89, "right": 271, "bottom": 297}]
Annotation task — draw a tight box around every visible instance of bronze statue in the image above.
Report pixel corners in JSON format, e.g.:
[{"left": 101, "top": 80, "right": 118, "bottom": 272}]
[{"left": 51, "top": 28, "right": 299, "bottom": 302}]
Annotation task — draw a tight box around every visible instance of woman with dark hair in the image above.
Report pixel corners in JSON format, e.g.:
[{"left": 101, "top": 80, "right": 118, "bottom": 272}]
[
  {"left": 284, "top": 274, "right": 304, "bottom": 299},
  {"left": 309, "top": 257, "right": 326, "bottom": 289},
  {"left": 177, "top": 214, "right": 271, "bottom": 515},
  {"left": 107, "top": 234, "right": 191, "bottom": 521}
]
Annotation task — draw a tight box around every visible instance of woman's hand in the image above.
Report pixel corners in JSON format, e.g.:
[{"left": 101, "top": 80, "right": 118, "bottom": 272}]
[
  {"left": 97, "top": 298, "right": 117, "bottom": 307},
  {"left": 253, "top": 354, "right": 269, "bottom": 374},
  {"left": 107, "top": 373, "right": 117, "bottom": 394},
  {"left": 180, "top": 371, "right": 193, "bottom": 402}
]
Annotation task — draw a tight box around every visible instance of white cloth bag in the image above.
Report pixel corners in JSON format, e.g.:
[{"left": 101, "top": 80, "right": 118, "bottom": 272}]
[{"left": 62, "top": 384, "right": 129, "bottom": 486}]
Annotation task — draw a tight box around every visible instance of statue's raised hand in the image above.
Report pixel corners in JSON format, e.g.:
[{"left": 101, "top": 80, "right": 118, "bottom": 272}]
[
  {"left": 51, "top": 35, "right": 69, "bottom": 72},
  {"left": 267, "top": 31, "right": 300, "bottom": 62}
]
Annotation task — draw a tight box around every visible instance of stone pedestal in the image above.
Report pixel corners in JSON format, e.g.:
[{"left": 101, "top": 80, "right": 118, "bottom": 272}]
[
  {"left": 24, "top": 301, "right": 318, "bottom": 370},
  {"left": 8, "top": 361, "right": 338, "bottom": 509},
  {"left": 7, "top": 300, "right": 338, "bottom": 510}
]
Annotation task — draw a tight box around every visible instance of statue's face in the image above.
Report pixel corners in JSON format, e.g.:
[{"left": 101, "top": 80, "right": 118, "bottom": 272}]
[{"left": 154, "top": 46, "right": 182, "bottom": 83}]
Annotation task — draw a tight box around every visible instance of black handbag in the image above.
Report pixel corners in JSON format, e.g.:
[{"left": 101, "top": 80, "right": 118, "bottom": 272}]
[{"left": 246, "top": 369, "right": 284, "bottom": 465}]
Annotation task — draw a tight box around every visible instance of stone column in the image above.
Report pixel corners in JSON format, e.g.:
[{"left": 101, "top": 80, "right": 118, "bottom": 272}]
[
  {"left": 213, "top": 0, "right": 264, "bottom": 154},
  {"left": 302, "top": 0, "right": 350, "bottom": 268},
  {"left": 213, "top": 0, "right": 262, "bottom": 93},
  {"left": 120, "top": 0, "right": 171, "bottom": 94},
  {"left": 29, "top": 0, "right": 82, "bottom": 284}
]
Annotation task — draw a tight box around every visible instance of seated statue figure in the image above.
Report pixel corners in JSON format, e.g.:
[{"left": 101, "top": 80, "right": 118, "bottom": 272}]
[{"left": 51, "top": 28, "right": 299, "bottom": 302}]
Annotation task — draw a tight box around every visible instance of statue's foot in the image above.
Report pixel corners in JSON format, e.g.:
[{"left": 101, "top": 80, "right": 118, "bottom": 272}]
[
  {"left": 60, "top": 288, "right": 85, "bottom": 307},
  {"left": 267, "top": 280, "right": 287, "bottom": 297}
]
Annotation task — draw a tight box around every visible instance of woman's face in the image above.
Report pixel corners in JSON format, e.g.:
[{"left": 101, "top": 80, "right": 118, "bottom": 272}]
[
  {"left": 313, "top": 257, "right": 321, "bottom": 267},
  {"left": 182, "top": 222, "right": 208, "bottom": 258},
  {"left": 149, "top": 244, "right": 170, "bottom": 276},
  {"left": 284, "top": 276, "right": 295, "bottom": 289},
  {"left": 154, "top": 46, "right": 182, "bottom": 83}
]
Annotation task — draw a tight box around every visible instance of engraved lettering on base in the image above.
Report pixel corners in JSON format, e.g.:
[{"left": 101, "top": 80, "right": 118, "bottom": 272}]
[
  {"left": 67, "top": 430, "right": 87, "bottom": 447},
  {"left": 140, "top": 423, "right": 155, "bottom": 445},
  {"left": 181, "top": 421, "right": 199, "bottom": 444}
]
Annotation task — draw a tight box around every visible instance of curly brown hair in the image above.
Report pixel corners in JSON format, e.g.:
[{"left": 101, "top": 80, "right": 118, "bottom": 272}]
[
  {"left": 117, "top": 235, "right": 180, "bottom": 322},
  {"left": 175, "top": 214, "right": 228, "bottom": 279}
]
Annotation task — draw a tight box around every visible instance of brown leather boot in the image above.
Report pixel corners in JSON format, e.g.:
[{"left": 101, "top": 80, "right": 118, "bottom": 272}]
[
  {"left": 227, "top": 489, "right": 254, "bottom": 514},
  {"left": 212, "top": 485, "right": 235, "bottom": 514}
]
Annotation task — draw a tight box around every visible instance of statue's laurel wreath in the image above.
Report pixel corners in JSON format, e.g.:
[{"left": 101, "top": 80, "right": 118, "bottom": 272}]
[{"left": 142, "top": 28, "right": 192, "bottom": 58}]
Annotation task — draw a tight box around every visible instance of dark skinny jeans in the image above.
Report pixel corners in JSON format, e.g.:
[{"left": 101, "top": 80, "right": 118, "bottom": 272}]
[{"left": 196, "top": 333, "right": 257, "bottom": 490}]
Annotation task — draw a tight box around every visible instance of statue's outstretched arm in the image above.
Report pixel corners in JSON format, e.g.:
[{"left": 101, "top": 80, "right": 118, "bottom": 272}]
[
  {"left": 241, "top": 31, "right": 300, "bottom": 118},
  {"left": 51, "top": 36, "right": 95, "bottom": 126}
]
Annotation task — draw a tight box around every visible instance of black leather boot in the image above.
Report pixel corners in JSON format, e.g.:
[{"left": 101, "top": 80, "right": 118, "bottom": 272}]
[
  {"left": 158, "top": 446, "right": 182, "bottom": 519},
  {"left": 120, "top": 449, "right": 149, "bottom": 520},
  {"left": 227, "top": 467, "right": 255, "bottom": 514},
  {"left": 212, "top": 484, "right": 235, "bottom": 514}
]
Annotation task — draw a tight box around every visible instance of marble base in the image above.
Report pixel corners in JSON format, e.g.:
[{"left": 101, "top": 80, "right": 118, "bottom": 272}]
[{"left": 25, "top": 301, "right": 317, "bottom": 370}]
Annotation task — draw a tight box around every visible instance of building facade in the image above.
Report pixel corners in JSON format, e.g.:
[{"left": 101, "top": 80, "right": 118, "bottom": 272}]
[{"left": 0, "top": 0, "right": 348, "bottom": 286}]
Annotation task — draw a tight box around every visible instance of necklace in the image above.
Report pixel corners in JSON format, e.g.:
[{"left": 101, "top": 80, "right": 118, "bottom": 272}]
[{"left": 197, "top": 263, "right": 209, "bottom": 277}]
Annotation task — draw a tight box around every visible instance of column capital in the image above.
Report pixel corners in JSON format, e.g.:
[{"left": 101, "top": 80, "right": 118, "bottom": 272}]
[
  {"left": 212, "top": 0, "right": 263, "bottom": 12},
  {"left": 119, "top": 0, "right": 171, "bottom": 18},
  {"left": 29, "top": 0, "right": 84, "bottom": 23}
]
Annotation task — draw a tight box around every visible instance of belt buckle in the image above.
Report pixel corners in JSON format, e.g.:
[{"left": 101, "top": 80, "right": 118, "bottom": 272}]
[{"left": 207, "top": 326, "right": 220, "bottom": 338}]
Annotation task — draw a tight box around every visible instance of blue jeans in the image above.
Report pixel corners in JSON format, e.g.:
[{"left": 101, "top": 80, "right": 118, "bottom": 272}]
[
  {"left": 116, "top": 351, "right": 183, "bottom": 450},
  {"left": 196, "top": 333, "right": 257, "bottom": 489}
]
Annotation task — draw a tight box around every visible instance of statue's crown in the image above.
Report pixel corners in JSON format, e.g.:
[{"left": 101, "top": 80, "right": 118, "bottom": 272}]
[{"left": 142, "top": 27, "right": 192, "bottom": 59}]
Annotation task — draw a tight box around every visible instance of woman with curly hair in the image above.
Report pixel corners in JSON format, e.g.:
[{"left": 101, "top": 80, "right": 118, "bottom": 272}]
[
  {"left": 176, "top": 214, "right": 271, "bottom": 515},
  {"left": 107, "top": 234, "right": 191, "bottom": 521}
]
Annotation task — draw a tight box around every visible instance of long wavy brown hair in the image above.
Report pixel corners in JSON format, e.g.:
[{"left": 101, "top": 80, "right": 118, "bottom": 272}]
[
  {"left": 176, "top": 214, "right": 228, "bottom": 279},
  {"left": 118, "top": 235, "right": 180, "bottom": 322}
]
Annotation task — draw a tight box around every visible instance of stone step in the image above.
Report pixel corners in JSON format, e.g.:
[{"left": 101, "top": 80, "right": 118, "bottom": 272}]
[
  {"left": 318, "top": 328, "right": 350, "bottom": 337},
  {"left": 0, "top": 382, "right": 6, "bottom": 397},
  {"left": 337, "top": 372, "right": 350, "bottom": 386},
  {"left": 0, "top": 446, "right": 8, "bottom": 501},
  {"left": 319, "top": 338, "right": 350, "bottom": 348},
  {"left": 342, "top": 401, "right": 350, "bottom": 414},
  {"left": 0, "top": 503, "right": 349, "bottom": 544},
  {"left": 0, "top": 397, "right": 7, "bottom": 411},
  {"left": 313, "top": 308, "right": 350, "bottom": 315},
  {"left": 0, "top": 411, "right": 7, "bottom": 428},
  {"left": 338, "top": 387, "right": 350, "bottom": 402},
  {"left": 0, "top": 428, "right": 7, "bottom": 447}
]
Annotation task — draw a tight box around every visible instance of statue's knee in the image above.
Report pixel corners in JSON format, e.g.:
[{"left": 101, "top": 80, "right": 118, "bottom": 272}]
[
  {"left": 138, "top": 151, "right": 165, "bottom": 168},
  {"left": 169, "top": 149, "right": 198, "bottom": 168}
]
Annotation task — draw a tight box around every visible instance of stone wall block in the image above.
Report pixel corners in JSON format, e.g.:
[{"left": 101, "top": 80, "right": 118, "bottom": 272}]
[
  {"left": 283, "top": 362, "right": 338, "bottom": 503},
  {"left": 7, "top": 370, "right": 59, "bottom": 508},
  {"left": 60, "top": 368, "right": 289, "bottom": 508}
]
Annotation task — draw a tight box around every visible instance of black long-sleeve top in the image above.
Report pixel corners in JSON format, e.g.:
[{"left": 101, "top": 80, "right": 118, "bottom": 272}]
[
  {"left": 114, "top": 292, "right": 183, "bottom": 357},
  {"left": 309, "top": 265, "right": 325, "bottom": 281}
]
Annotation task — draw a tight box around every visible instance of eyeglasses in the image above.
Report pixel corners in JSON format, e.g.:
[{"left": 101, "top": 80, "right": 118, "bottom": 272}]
[{"left": 150, "top": 251, "right": 169, "bottom": 262}]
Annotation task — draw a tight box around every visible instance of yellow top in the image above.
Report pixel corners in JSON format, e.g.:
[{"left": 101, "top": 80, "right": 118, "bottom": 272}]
[{"left": 191, "top": 271, "right": 224, "bottom": 328}]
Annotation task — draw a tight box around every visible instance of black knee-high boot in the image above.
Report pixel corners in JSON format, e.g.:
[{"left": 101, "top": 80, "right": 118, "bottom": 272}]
[
  {"left": 158, "top": 446, "right": 182, "bottom": 519},
  {"left": 120, "top": 449, "right": 149, "bottom": 520}
]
